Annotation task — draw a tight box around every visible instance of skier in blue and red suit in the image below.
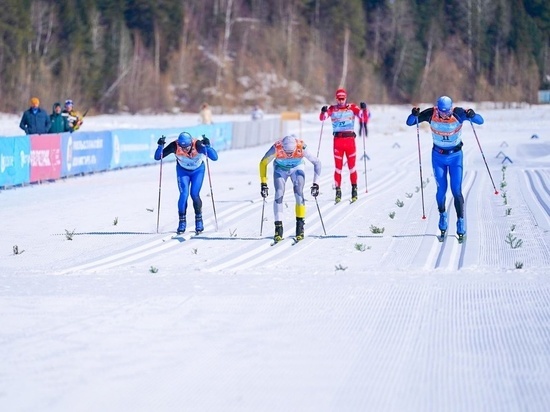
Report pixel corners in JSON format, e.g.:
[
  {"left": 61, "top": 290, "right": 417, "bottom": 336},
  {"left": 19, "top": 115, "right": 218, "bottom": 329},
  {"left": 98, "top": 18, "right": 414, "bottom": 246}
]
[
  {"left": 406, "top": 96, "right": 484, "bottom": 238},
  {"left": 155, "top": 132, "right": 218, "bottom": 234}
]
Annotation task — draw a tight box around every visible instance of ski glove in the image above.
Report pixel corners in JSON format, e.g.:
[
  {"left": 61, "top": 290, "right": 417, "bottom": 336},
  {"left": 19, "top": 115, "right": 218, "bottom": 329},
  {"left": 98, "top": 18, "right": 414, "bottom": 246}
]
[
  {"left": 157, "top": 136, "right": 166, "bottom": 145},
  {"left": 201, "top": 136, "right": 211, "bottom": 146},
  {"left": 321, "top": 106, "right": 328, "bottom": 113},
  {"left": 466, "top": 109, "right": 476, "bottom": 118},
  {"left": 311, "top": 183, "right": 319, "bottom": 198},
  {"left": 411, "top": 107, "right": 420, "bottom": 117},
  {"left": 360, "top": 102, "right": 367, "bottom": 109},
  {"left": 261, "top": 183, "right": 269, "bottom": 198}
]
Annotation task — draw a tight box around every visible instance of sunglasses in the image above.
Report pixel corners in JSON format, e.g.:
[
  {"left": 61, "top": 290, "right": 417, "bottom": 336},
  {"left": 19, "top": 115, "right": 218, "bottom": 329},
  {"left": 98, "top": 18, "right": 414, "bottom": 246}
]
[{"left": 337, "top": 97, "right": 346, "bottom": 101}]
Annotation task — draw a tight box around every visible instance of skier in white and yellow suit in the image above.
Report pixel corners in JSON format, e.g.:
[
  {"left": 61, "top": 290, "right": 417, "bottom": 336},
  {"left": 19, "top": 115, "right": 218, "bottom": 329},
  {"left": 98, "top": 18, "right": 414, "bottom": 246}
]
[{"left": 259, "top": 134, "right": 321, "bottom": 242}]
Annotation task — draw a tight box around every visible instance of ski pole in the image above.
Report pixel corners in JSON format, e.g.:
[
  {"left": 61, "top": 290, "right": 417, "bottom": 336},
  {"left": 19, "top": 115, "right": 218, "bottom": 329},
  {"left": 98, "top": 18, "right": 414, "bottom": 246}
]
[
  {"left": 205, "top": 156, "right": 219, "bottom": 231},
  {"left": 260, "top": 198, "right": 266, "bottom": 237},
  {"left": 415, "top": 119, "right": 427, "bottom": 219},
  {"left": 156, "top": 142, "right": 164, "bottom": 233},
  {"left": 470, "top": 121, "right": 499, "bottom": 195},
  {"left": 316, "top": 118, "right": 325, "bottom": 158},
  {"left": 315, "top": 197, "right": 327, "bottom": 236},
  {"left": 361, "top": 122, "right": 368, "bottom": 193}
]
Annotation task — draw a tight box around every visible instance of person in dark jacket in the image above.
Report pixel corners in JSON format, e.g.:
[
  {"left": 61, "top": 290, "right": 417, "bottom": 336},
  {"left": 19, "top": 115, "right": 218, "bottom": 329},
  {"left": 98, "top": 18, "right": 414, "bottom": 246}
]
[
  {"left": 49, "top": 102, "right": 70, "bottom": 133},
  {"left": 19, "top": 97, "right": 51, "bottom": 135}
]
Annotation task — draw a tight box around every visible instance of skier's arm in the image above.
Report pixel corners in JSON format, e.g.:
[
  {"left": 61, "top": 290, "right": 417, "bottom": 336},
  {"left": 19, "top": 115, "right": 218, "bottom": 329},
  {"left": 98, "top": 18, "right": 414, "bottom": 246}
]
[
  {"left": 259, "top": 146, "right": 276, "bottom": 184},
  {"left": 196, "top": 137, "right": 219, "bottom": 160},
  {"left": 154, "top": 141, "right": 176, "bottom": 160},
  {"left": 406, "top": 108, "right": 433, "bottom": 126},
  {"left": 303, "top": 150, "right": 321, "bottom": 184},
  {"left": 319, "top": 105, "right": 333, "bottom": 121},
  {"left": 205, "top": 146, "right": 218, "bottom": 161},
  {"left": 454, "top": 107, "right": 484, "bottom": 125}
]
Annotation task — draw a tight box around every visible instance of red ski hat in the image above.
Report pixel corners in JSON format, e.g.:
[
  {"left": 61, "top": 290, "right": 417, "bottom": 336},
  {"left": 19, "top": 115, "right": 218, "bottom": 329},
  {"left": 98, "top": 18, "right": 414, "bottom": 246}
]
[{"left": 335, "top": 88, "right": 347, "bottom": 99}]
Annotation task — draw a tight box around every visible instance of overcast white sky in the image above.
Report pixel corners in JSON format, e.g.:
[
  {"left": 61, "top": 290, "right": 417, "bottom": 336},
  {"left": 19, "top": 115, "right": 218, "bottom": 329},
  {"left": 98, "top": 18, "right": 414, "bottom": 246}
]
[{"left": 1, "top": 105, "right": 550, "bottom": 411}]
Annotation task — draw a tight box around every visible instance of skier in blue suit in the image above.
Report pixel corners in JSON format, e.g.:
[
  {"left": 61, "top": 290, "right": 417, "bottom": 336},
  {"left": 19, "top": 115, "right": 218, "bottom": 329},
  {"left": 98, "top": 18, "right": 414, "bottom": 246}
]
[
  {"left": 155, "top": 132, "right": 218, "bottom": 234},
  {"left": 406, "top": 96, "right": 484, "bottom": 238}
]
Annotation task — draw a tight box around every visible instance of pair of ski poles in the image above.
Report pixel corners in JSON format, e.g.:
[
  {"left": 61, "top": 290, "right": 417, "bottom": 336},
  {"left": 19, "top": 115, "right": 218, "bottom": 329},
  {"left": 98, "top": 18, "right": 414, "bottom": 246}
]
[
  {"left": 414, "top": 117, "right": 499, "bottom": 220},
  {"left": 156, "top": 135, "right": 218, "bottom": 233}
]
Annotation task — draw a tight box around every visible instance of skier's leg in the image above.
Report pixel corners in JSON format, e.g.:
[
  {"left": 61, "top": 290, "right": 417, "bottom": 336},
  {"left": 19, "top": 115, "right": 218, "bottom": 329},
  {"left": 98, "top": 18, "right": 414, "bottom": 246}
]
[
  {"left": 432, "top": 153, "right": 449, "bottom": 213},
  {"left": 291, "top": 169, "right": 306, "bottom": 239},
  {"left": 333, "top": 141, "right": 343, "bottom": 188},
  {"left": 189, "top": 165, "right": 205, "bottom": 232},
  {"left": 176, "top": 170, "right": 191, "bottom": 232},
  {"left": 273, "top": 169, "right": 288, "bottom": 222},
  {"left": 448, "top": 151, "right": 465, "bottom": 218},
  {"left": 346, "top": 138, "right": 358, "bottom": 186}
]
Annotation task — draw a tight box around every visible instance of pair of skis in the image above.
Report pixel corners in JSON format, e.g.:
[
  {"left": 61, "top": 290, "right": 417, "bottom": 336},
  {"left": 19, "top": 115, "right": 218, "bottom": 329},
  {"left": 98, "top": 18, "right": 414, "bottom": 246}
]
[
  {"left": 438, "top": 230, "right": 465, "bottom": 244},
  {"left": 270, "top": 236, "right": 303, "bottom": 246},
  {"left": 171, "top": 229, "right": 203, "bottom": 239}
]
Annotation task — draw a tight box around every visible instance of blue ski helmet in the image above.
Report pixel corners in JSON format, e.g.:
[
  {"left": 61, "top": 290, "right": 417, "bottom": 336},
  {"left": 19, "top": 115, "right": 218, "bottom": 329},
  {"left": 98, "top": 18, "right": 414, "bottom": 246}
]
[
  {"left": 436, "top": 96, "right": 452, "bottom": 114},
  {"left": 177, "top": 132, "right": 193, "bottom": 147}
]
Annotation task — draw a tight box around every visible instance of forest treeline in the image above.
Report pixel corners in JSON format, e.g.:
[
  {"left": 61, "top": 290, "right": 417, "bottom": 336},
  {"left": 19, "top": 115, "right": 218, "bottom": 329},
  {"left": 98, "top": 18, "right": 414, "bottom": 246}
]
[{"left": 1, "top": 0, "right": 549, "bottom": 114}]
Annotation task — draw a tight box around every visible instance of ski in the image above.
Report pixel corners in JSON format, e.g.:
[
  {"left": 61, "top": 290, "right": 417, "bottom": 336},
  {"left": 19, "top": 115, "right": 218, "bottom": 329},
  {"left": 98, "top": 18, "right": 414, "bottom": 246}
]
[
  {"left": 171, "top": 231, "right": 202, "bottom": 239},
  {"left": 457, "top": 234, "right": 465, "bottom": 244},
  {"left": 291, "top": 236, "right": 304, "bottom": 245},
  {"left": 438, "top": 230, "right": 446, "bottom": 242},
  {"left": 270, "top": 237, "right": 284, "bottom": 246},
  {"left": 350, "top": 198, "right": 357, "bottom": 204}
]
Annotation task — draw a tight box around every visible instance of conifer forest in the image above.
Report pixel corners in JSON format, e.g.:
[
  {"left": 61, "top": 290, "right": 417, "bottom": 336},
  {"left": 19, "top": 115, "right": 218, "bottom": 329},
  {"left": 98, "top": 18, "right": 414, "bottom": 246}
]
[{"left": 1, "top": 0, "right": 549, "bottom": 114}]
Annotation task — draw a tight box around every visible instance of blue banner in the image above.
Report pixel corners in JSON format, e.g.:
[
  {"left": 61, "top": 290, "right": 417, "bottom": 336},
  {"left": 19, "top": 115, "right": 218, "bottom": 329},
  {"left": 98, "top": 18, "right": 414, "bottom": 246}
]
[
  {"left": 0, "top": 136, "right": 30, "bottom": 187},
  {"left": 61, "top": 131, "right": 113, "bottom": 177},
  {"left": 111, "top": 129, "right": 161, "bottom": 169}
]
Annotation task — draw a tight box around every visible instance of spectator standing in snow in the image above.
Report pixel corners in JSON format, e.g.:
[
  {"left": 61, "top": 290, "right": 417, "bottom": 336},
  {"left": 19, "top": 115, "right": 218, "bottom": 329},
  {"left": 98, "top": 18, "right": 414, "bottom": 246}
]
[
  {"left": 48, "top": 102, "right": 71, "bottom": 133},
  {"left": 199, "top": 103, "right": 213, "bottom": 125},
  {"left": 358, "top": 102, "right": 371, "bottom": 138},
  {"left": 319, "top": 88, "right": 369, "bottom": 203},
  {"left": 251, "top": 104, "right": 264, "bottom": 120},
  {"left": 406, "top": 95, "right": 484, "bottom": 238},
  {"left": 259, "top": 134, "right": 321, "bottom": 242},
  {"left": 19, "top": 97, "right": 51, "bottom": 135},
  {"left": 155, "top": 132, "right": 218, "bottom": 234},
  {"left": 62, "top": 99, "right": 83, "bottom": 132}
]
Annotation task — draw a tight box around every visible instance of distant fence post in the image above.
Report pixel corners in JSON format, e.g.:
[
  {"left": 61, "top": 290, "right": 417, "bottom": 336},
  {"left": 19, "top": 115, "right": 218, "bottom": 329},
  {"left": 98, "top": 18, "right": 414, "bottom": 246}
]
[{"left": 280, "top": 111, "right": 302, "bottom": 138}]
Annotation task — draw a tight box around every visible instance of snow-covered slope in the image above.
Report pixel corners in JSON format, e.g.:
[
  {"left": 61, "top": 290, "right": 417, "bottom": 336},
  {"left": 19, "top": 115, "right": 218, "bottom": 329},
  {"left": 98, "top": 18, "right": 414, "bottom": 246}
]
[{"left": 1, "top": 105, "right": 549, "bottom": 411}]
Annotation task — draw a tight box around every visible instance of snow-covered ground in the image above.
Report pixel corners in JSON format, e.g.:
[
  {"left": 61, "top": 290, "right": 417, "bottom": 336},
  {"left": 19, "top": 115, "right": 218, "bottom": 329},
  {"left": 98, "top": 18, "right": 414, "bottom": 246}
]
[{"left": 1, "top": 105, "right": 550, "bottom": 411}]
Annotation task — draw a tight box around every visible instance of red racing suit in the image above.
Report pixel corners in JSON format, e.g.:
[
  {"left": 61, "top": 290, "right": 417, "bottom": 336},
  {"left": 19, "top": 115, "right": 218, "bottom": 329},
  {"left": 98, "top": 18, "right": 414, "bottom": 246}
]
[{"left": 319, "top": 103, "right": 367, "bottom": 187}]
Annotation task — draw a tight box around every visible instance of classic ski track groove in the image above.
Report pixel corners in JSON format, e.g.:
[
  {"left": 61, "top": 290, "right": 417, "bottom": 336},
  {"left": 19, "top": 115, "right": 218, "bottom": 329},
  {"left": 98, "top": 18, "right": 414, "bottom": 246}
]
[
  {"left": 57, "top": 198, "right": 263, "bottom": 273},
  {"left": 205, "top": 169, "right": 409, "bottom": 272}
]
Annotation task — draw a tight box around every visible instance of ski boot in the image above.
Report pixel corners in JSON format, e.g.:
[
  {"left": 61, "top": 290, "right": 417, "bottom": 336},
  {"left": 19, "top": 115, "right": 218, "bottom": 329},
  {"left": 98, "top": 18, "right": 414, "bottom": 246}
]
[
  {"left": 273, "top": 221, "right": 283, "bottom": 243},
  {"left": 457, "top": 217, "right": 466, "bottom": 243},
  {"left": 195, "top": 214, "right": 204, "bottom": 234},
  {"left": 351, "top": 184, "right": 358, "bottom": 202},
  {"left": 335, "top": 187, "right": 342, "bottom": 203},
  {"left": 295, "top": 217, "right": 305, "bottom": 241},
  {"left": 439, "top": 211, "right": 448, "bottom": 234},
  {"left": 177, "top": 216, "right": 187, "bottom": 234}
]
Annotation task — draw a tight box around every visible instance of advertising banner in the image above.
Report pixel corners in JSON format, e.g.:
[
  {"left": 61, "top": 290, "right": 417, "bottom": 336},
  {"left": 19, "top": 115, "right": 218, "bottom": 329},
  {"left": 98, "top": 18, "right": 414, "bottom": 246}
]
[
  {"left": 30, "top": 133, "right": 62, "bottom": 182},
  {"left": 0, "top": 136, "right": 30, "bottom": 187},
  {"left": 110, "top": 129, "right": 160, "bottom": 169},
  {"left": 61, "top": 131, "right": 113, "bottom": 177}
]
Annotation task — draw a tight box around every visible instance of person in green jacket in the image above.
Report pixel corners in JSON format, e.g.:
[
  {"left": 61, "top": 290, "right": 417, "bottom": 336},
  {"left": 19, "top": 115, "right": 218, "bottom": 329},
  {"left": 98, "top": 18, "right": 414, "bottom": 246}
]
[{"left": 49, "top": 102, "right": 70, "bottom": 133}]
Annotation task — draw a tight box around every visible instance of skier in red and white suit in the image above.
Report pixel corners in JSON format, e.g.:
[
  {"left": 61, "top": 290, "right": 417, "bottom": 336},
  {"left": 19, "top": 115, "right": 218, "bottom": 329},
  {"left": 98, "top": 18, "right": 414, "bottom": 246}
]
[{"left": 319, "top": 88, "right": 369, "bottom": 203}]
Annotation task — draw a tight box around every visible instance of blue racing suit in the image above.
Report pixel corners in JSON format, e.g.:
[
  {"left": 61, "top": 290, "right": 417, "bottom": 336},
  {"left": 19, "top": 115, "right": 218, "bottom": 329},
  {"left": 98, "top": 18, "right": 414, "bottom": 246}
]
[
  {"left": 406, "top": 107, "right": 484, "bottom": 218},
  {"left": 155, "top": 140, "right": 218, "bottom": 217}
]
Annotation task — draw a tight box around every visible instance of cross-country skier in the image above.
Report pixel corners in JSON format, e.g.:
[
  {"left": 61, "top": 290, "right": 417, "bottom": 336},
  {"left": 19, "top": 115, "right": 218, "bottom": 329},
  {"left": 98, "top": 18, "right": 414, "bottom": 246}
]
[
  {"left": 259, "top": 134, "right": 321, "bottom": 243},
  {"left": 155, "top": 132, "right": 218, "bottom": 234},
  {"left": 406, "top": 95, "right": 484, "bottom": 240},
  {"left": 319, "top": 88, "right": 369, "bottom": 203}
]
